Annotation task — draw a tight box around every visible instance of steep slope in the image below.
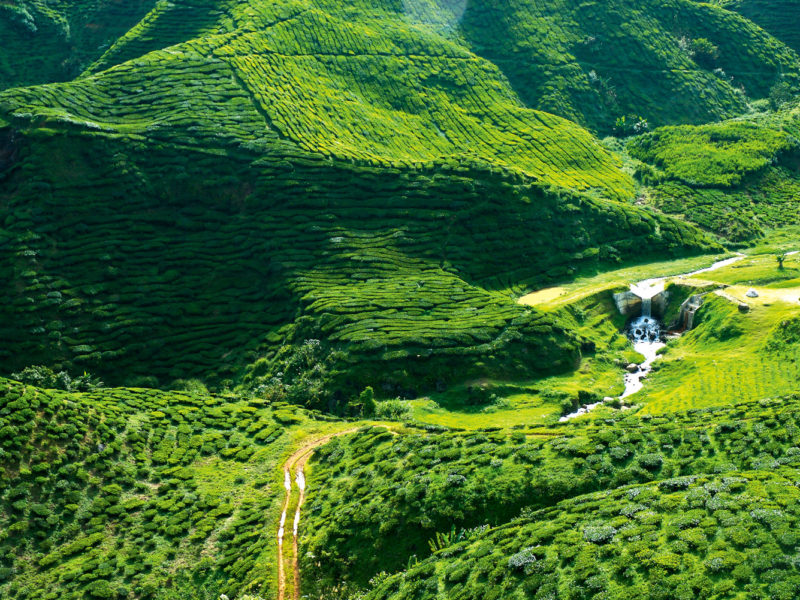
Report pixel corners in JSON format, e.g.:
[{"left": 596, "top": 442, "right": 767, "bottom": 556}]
[
  {"left": 0, "top": 0, "right": 155, "bottom": 91},
  {"left": 0, "top": 0, "right": 718, "bottom": 396},
  {"left": 450, "top": 0, "right": 800, "bottom": 133}
]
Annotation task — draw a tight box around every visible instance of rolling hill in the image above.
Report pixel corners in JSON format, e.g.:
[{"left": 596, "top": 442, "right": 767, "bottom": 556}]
[
  {"left": 0, "top": 0, "right": 724, "bottom": 398},
  {"left": 2, "top": 1, "right": 800, "bottom": 600}
]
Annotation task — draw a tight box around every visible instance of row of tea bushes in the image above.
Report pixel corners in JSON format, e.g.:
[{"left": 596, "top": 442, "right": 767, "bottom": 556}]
[
  {"left": 445, "top": 0, "right": 799, "bottom": 133},
  {"left": 366, "top": 469, "right": 800, "bottom": 600},
  {"left": 301, "top": 394, "right": 800, "bottom": 593},
  {"left": 0, "top": 377, "right": 321, "bottom": 599}
]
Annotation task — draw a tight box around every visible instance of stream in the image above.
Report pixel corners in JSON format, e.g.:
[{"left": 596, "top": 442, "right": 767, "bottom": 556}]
[{"left": 559, "top": 254, "right": 745, "bottom": 421}]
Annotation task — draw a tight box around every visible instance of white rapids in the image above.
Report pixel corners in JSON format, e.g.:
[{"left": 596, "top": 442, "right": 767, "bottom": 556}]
[{"left": 560, "top": 254, "right": 746, "bottom": 421}]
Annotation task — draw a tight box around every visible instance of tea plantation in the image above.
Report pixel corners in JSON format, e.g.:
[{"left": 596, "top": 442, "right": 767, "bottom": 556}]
[
  {"left": 2, "top": 0, "right": 800, "bottom": 599},
  {"left": 0, "top": 377, "right": 348, "bottom": 599},
  {"left": 301, "top": 394, "right": 800, "bottom": 596},
  {"left": 0, "top": 0, "right": 155, "bottom": 91},
  {"left": 730, "top": 0, "right": 800, "bottom": 53},
  {"left": 366, "top": 468, "right": 800, "bottom": 600},
  {"left": 0, "top": 0, "right": 725, "bottom": 398},
  {"left": 628, "top": 108, "right": 800, "bottom": 241},
  {"left": 455, "top": 0, "right": 800, "bottom": 132}
]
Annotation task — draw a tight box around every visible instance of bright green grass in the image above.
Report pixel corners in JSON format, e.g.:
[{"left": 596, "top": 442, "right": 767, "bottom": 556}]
[
  {"left": 408, "top": 396, "right": 559, "bottom": 429},
  {"left": 745, "top": 224, "right": 800, "bottom": 254},
  {"left": 639, "top": 292, "right": 800, "bottom": 414},
  {"left": 408, "top": 355, "right": 631, "bottom": 429},
  {"left": 686, "top": 252, "right": 800, "bottom": 287},
  {"left": 518, "top": 252, "right": 732, "bottom": 310}
]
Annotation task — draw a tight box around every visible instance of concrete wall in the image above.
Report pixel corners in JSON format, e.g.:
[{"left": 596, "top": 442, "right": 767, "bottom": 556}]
[{"left": 613, "top": 290, "right": 669, "bottom": 318}]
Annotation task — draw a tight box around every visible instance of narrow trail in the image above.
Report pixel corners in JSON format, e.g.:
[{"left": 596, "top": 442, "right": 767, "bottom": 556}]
[{"left": 276, "top": 428, "right": 359, "bottom": 600}]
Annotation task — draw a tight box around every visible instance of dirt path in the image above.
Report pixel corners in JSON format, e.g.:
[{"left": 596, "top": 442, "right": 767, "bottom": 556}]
[{"left": 276, "top": 428, "right": 360, "bottom": 600}]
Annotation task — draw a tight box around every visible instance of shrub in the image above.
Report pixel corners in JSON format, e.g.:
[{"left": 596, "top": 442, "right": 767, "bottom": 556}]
[
  {"left": 374, "top": 399, "right": 412, "bottom": 421},
  {"left": 360, "top": 386, "right": 376, "bottom": 417},
  {"left": 690, "top": 38, "right": 719, "bottom": 69}
]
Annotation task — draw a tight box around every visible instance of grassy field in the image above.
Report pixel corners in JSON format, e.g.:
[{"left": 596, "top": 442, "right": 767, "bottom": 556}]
[{"left": 635, "top": 252, "right": 800, "bottom": 414}]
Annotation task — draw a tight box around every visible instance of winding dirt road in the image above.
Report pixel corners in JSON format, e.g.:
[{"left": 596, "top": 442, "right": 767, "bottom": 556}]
[{"left": 276, "top": 429, "right": 359, "bottom": 600}]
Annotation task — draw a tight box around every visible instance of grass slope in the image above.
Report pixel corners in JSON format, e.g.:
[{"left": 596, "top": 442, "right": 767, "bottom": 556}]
[
  {"left": 0, "top": 377, "right": 344, "bottom": 600},
  {"left": 636, "top": 252, "right": 800, "bottom": 414},
  {"left": 301, "top": 393, "right": 800, "bottom": 595},
  {"left": 0, "top": 0, "right": 718, "bottom": 396}
]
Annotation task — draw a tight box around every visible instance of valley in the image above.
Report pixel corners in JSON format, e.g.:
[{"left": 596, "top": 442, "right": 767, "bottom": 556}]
[{"left": 1, "top": 0, "right": 800, "bottom": 599}]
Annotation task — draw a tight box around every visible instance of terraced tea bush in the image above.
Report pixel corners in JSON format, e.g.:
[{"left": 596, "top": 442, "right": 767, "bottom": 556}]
[
  {"left": 365, "top": 469, "right": 800, "bottom": 600},
  {"left": 0, "top": 7, "right": 719, "bottom": 398},
  {"left": 0, "top": 377, "right": 331, "bottom": 599},
  {"left": 730, "top": 0, "right": 800, "bottom": 53},
  {"left": 629, "top": 121, "right": 797, "bottom": 187},
  {"left": 448, "top": 0, "right": 799, "bottom": 132},
  {"left": 300, "top": 393, "right": 800, "bottom": 595},
  {"left": 629, "top": 110, "right": 800, "bottom": 240},
  {"left": 0, "top": 0, "right": 155, "bottom": 91}
]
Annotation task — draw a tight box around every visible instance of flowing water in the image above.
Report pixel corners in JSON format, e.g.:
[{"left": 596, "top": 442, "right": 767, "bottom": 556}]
[{"left": 559, "top": 255, "right": 747, "bottom": 421}]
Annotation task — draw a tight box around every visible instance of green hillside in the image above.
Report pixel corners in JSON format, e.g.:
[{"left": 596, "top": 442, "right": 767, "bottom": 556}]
[
  {"left": 454, "top": 0, "right": 800, "bottom": 133},
  {"left": 0, "top": 377, "right": 349, "bottom": 600},
  {"left": 0, "top": 0, "right": 155, "bottom": 91},
  {"left": 730, "top": 0, "right": 800, "bottom": 53},
  {"left": 0, "top": 0, "right": 722, "bottom": 398},
  {"left": 301, "top": 392, "right": 800, "bottom": 595},
  {"left": 366, "top": 469, "right": 800, "bottom": 600},
  {"left": 2, "top": 0, "right": 800, "bottom": 599},
  {"left": 628, "top": 107, "right": 800, "bottom": 241}
]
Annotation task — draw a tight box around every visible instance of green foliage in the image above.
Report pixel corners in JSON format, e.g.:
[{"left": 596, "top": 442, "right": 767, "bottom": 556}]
[
  {"left": 10, "top": 365, "right": 103, "bottom": 392},
  {"left": 301, "top": 393, "right": 800, "bottom": 593},
  {"left": 614, "top": 115, "right": 650, "bottom": 137},
  {"left": 366, "top": 470, "right": 800, "bottom": 600},
  {"left": 448, "top": 0, "right": 799, "bottom": 132},
  {"left": 629, "top": 121, "right": 797, "bottom": 187},
  {"left": 360, "top": 387, "right": 376, "bottom": 417},
  {"left": 374, "top": 399, "right": 413, "bottom": 421},
  {"left": 691, "top": 37, "right": 721, "bottom": 68},
  {"left": 770, "top": 81, "right": 796, "bottom": 110},
  {"left": 0, "top": 377, "right": 326, "bottom": 599}
]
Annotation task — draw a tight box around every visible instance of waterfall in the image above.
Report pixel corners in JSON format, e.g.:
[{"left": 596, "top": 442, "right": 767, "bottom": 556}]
[{"left": 642, "top": 297, "right": 651, "bottom": 318}]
